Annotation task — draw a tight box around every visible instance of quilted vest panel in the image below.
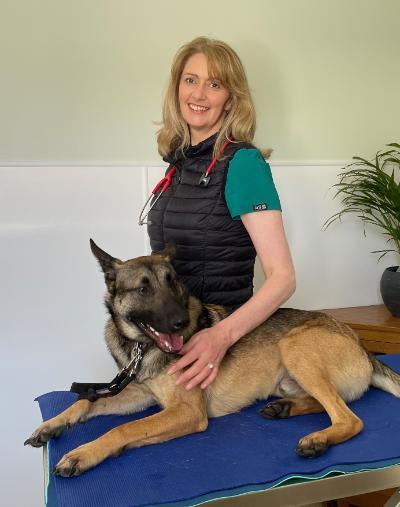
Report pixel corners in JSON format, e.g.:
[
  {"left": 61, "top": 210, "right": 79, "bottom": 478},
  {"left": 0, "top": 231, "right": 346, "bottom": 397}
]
[{"left": 148, "top": 135, "right": 256, "bottom": 310}]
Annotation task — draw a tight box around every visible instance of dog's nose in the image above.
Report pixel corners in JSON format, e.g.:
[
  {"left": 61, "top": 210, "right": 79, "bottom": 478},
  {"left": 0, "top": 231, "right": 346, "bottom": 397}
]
[{"left": 172, "top": 319, "right": 189, "bottom": 331}]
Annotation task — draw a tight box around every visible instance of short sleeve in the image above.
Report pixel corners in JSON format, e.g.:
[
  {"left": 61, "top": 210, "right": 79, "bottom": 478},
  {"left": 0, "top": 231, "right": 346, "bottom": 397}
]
[{"left": 225, "top": 148, "right": 282, "bottom": 220}]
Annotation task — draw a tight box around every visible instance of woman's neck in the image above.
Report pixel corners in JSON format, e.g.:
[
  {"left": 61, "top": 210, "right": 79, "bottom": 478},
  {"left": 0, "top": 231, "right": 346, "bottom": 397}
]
[{"left": 190, "top": 127, "right": 220, "bottom": 146}]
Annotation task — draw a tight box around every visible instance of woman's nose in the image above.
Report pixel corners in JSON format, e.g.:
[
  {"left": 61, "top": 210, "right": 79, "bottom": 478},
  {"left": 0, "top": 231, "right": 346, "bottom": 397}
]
[{"left": 191, "top": 82, "right": 207, "bottom": 101}]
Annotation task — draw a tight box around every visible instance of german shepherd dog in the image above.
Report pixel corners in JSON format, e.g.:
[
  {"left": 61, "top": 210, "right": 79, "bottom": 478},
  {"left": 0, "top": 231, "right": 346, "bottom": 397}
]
[{"left": 26, "top": 240, "right": 400, "bottom": 477}]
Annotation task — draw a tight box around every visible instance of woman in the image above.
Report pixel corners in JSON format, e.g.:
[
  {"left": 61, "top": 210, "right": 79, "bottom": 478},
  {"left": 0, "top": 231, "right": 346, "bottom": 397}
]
[{"left": 148, "top": 37, "right": 296, "bottom": 390}]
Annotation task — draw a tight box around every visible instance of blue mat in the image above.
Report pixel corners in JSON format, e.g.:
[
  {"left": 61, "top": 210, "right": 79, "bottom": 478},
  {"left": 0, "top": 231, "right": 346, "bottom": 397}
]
[{"left": 37, "top": 355, "right": 400, "bottom": 507}]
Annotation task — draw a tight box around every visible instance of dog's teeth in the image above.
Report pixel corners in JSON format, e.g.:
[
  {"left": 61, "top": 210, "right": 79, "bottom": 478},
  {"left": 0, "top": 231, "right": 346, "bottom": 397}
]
[{"left": 154, "top": 331, "right": 159, "bottom": 336}]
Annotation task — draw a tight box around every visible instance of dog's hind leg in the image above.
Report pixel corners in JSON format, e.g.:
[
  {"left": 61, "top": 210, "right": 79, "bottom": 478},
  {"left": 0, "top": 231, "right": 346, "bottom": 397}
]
[
  {"left": 25, "top": 384, "right": 154, "bottom": 448},
  {"left": 293, "top": 380, "right": 363, "bottom": 458},
  {"left": 259, "top": 396, "right": 324, "bottom": 419},
  {"left": 278, "top": 334, "right": 364, "bottom": 458}
]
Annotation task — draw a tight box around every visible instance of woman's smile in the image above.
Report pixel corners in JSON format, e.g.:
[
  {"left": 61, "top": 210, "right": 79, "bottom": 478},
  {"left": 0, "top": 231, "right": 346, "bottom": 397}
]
[{"left": 188, "top": 103, "right": 210, "bottom": 112}]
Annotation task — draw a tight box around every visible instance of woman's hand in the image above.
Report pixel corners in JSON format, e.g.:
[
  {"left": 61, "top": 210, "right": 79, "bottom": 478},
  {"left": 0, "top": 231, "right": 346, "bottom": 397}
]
[{"left": 167, "top": 324, "right": 232, "bottom": 390}]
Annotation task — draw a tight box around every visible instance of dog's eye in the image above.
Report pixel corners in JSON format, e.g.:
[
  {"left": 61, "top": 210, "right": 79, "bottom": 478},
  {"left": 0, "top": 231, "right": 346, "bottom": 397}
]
[{"left": 136, "top": 286, "right": 147, "bottom": 295}]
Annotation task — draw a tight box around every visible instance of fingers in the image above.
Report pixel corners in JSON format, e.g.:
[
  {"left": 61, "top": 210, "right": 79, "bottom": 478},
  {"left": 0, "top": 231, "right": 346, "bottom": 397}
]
[
  {"left": 179, "top": 339, "right": 196, "bottom": 355},
  {"left": 166, "top": 327, "right": 229, "bottom": 390},
  {"left": 167, "top": 354, "right": 218, "bottom": 390},
  {"left": 180, "top": 363, "right": 219, "bottom": 391},
  {"left": 200, "top": 366, "right": 219, "bottom": 389},
  {"left": 167, "top": 350, "right": 198, "bottom": 376},
  {"left": 174, "top": 359, "right": 208, "bottom": 388},
  {"left": 167, "top": 335, "right": 203, "bottom": 376}
]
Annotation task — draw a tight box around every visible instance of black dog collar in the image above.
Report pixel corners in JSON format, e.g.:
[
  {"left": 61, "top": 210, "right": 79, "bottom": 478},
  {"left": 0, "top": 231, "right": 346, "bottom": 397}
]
[{"left": 70, "top": 341, "right": 144, "bottom": 402}]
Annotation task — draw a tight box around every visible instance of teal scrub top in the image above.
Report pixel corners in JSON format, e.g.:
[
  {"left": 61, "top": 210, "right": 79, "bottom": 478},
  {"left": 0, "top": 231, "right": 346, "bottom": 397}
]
[{"left": 225, "top": 148, "right": 282, "bottom": 220}]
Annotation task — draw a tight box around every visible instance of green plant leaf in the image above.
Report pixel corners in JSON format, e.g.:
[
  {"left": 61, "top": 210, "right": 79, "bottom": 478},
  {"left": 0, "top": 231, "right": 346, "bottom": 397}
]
[
  {"left": 352, "top": 156, "right": 376, "bottom": 168},
  {"left": 324, "top": 143, "right": 400, "bottom": 261}
]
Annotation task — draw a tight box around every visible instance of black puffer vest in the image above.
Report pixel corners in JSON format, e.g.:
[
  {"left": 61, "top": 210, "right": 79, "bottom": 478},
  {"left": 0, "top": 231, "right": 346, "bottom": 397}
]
[{"left": 148, "top": 134, "right": 256, "bottom": 310}]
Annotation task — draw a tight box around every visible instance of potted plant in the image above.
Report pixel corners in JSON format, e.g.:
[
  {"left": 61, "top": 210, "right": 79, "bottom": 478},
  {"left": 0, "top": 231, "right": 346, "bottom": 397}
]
[{"left": 324, "top": 143, "right": 400, "bottom": 317}]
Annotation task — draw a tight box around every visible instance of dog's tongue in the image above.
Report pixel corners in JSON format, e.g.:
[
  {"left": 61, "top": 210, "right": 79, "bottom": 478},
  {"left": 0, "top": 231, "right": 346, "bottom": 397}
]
[{"left": 155, "top": 332, "right": 183, "bottom": 353}]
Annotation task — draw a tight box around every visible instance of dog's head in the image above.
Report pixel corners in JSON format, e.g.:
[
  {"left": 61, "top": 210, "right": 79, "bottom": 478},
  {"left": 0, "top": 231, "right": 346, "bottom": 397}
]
[{"left": 90, "top": 239, "right": 192, "bottom": 353}]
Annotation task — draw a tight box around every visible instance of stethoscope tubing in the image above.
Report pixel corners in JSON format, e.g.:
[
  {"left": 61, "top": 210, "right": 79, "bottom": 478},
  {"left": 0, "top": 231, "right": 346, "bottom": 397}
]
[
  {"left": 138, "top": 167, "right": 177, "bottom": 226},
  {"left": 138, "top": 137, "right": 232, "bottom": 226}
]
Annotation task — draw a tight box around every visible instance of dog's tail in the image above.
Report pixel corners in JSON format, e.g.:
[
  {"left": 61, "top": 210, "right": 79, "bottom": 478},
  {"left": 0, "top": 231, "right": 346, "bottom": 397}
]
[{"left": 369, "top": 354, "right": 400, "bottom": 397}]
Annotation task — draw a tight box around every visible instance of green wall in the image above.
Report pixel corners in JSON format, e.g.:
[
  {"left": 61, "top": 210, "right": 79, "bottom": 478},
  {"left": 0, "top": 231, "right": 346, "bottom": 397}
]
[{"left": 1, "top": 0, "right": 399, "bottom": 162}]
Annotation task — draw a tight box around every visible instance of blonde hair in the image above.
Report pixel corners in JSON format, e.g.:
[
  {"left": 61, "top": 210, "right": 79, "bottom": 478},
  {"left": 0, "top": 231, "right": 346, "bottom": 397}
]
[{"left": 157, "top": 37, "right": 257, "bottom": 159}]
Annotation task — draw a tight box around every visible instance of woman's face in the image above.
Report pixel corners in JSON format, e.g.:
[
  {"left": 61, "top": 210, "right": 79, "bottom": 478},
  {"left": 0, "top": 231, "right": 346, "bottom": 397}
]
[{"left": 178, "top": 52, "right": 231, "bottom": 145}]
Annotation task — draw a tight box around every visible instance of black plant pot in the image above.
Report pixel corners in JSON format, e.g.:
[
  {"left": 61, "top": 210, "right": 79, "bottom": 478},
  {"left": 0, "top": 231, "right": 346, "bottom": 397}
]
[{"left": 380, "top": 266, "right": 400, "bottom": 318}]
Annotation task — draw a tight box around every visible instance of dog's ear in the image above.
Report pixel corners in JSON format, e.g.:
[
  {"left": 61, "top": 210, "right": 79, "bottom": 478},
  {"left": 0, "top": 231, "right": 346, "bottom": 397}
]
[
  {"left": 90, "top": 239, "right": 122, "bottom": 290},
  {"left": 154, "top": 241, "right": 176, "bottom": 263}
]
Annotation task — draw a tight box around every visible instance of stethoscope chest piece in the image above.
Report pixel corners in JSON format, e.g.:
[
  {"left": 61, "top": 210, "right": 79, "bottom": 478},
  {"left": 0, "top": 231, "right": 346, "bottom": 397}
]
[{"left": 198, "top": 173, "right": 211, "bottom": 186}]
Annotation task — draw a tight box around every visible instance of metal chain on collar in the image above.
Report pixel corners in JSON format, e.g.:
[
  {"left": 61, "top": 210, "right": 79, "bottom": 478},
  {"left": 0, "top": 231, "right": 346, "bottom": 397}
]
[
  {"left": 127, "top": 341, "right": 144, "bottom": 375},
  {"left": 97, "top": 341, "right": 144, "bottom": 395}
]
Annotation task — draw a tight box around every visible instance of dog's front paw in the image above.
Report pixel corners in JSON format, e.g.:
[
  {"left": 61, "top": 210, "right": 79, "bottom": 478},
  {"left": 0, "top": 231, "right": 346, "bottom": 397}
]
[
  {"left": 24, "top": 421, "right": 69, "bottom": 448},
  {"left": 53, "top": 443, "right": 104, "bottom": 477},
  {"left": 53, "top": 447, "right": 87, "bottom": 477}
]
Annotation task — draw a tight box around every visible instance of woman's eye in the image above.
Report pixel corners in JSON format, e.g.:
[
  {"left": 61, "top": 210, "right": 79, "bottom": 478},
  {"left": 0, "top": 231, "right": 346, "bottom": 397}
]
[
  {"left": 209, "top": 81, "right": 222, "bottom": 89},
  {"left": 184, "top": 77, "right": 195, "bottom": 84}
]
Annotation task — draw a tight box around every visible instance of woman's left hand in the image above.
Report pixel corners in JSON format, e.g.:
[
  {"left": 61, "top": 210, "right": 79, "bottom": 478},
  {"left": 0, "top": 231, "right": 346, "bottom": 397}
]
[{"left": 167, "top": 324, "right": 231, "bottom": 390}]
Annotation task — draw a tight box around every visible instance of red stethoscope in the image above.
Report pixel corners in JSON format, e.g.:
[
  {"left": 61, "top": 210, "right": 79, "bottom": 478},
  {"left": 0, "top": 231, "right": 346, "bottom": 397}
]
[{"left": 138, "top": 137, "right": 233, "bottom": 225}]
